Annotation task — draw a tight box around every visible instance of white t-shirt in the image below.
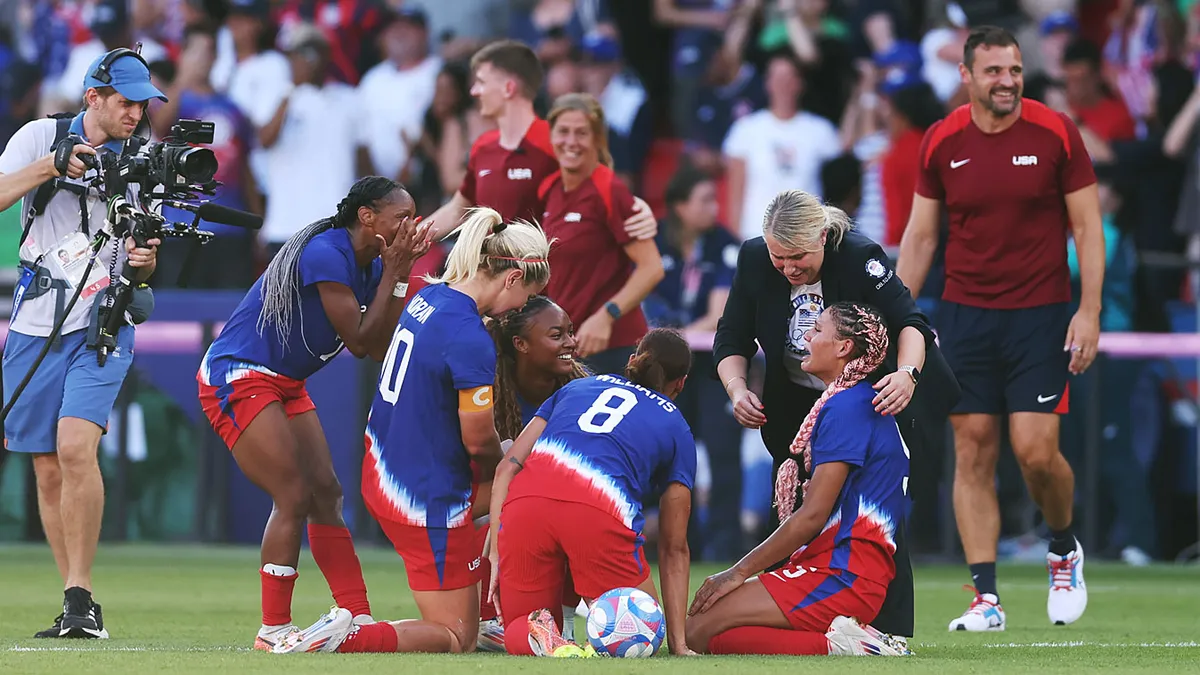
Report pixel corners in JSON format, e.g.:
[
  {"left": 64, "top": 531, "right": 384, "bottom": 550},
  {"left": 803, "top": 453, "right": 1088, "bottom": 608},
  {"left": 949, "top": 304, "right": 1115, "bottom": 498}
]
[
  {"left": 0, "top": 118, "right": 126, "bottom": 338},
  {"left": 261, "top": 82, "right": 363, "bottom": 244},
  {"left": 722, "top": 110, "right": 841, "bottom": 240},
  {"left": 213, "top": 45, "right": 293, "bottom": 197},
  {"left": 782, "top": 281, "right": 827, "bottom": 391},
  {"left": 357, "top": 56, "right": 442, "bottom": 180},
  {"left": 921, "top": 28, "right": 964, "bottom": 103}
]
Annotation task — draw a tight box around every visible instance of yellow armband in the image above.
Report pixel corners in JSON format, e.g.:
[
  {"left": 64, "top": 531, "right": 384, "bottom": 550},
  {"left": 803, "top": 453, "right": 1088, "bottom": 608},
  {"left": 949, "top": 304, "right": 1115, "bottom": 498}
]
[{"left": 459, "top": 385, "right": 494, "bottom": 412}]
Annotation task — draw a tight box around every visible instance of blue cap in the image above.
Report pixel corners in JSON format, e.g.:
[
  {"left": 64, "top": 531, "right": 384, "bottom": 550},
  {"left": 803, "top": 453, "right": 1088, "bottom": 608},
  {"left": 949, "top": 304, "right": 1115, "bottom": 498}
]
[
  {"left": 581, "top": 33, "right": 621, "bottom": 63},
  {"left": 82, "top": 51, "right": 168, "bottom": 102},
  {"left": 1040, "top": 11, "right": 1078, "bottom": 36},
  {"left": 874, "top": 40, "right": 922, "bottom": 70},
  {"left": 879, "top": 67, "right": 925, "bottom": 96}
]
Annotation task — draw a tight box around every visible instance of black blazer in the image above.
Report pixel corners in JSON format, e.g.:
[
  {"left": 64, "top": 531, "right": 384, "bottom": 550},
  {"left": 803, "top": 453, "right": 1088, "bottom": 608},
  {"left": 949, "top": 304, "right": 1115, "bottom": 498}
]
[{"left": 713, "top": 231, "right": 960, "bottom": 465}]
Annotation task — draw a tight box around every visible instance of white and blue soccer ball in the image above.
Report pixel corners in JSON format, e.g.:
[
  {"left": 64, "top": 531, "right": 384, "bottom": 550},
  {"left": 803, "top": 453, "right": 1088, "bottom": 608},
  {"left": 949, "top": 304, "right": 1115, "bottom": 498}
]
[{"left": 585, "top": 587, "right": 666, "bottom": 658}]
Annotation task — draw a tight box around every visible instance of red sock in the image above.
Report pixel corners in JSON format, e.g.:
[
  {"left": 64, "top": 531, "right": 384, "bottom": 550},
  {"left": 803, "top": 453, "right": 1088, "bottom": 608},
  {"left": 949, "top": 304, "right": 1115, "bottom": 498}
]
[
  {"left": 337, "top": 622, "right": 399, "bottom": 653},
  {"left": 478, "top": 555, "right": 498, "bottom": 621},
  {"left": 260, "top": 568, "right": 298, "bottom": 626},
  {"left": 708, "top": 626, "right": 830, "bottom": 655},
  {"left": 307, "top": 524, "right": 371, "bottom": 617},
  {"left": 502, "top": 614, "right": 534, "bottom": 656}
]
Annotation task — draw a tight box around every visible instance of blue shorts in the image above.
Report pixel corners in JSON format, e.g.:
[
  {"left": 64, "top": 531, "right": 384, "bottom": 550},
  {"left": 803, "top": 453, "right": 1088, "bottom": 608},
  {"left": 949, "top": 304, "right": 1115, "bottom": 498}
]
[
  {"left": 2, "top": 326, "right": 135, "bottom": 453},
  {"left": 937, "top": 302, "right": 1070, "bottom": 415}
]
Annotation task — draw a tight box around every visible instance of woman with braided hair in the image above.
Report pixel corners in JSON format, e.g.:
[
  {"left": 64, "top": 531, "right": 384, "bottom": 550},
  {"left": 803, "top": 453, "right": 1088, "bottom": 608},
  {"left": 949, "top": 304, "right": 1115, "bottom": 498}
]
[
  {"left": 686, "top": 302, "right": 911, "bottom": 657},
  {"left": 197, "top": 176, "right": 430, "bottom": 650}
]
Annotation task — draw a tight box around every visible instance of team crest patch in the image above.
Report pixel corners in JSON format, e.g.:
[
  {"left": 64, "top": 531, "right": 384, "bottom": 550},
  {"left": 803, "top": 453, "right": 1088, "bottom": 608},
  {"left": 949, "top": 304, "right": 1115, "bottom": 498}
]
[{"left": 866, "top": 259, "right": 887, "bottom": 278}]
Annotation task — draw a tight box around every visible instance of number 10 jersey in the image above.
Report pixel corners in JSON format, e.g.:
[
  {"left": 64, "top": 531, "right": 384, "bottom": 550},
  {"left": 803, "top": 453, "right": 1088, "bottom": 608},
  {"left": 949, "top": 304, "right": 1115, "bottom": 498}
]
[
  {"left": 362, "top": 283, "right": 497, "bottom": 529},
  {"left": 506, "top": 375, "right": 697, "bottom": 535}
]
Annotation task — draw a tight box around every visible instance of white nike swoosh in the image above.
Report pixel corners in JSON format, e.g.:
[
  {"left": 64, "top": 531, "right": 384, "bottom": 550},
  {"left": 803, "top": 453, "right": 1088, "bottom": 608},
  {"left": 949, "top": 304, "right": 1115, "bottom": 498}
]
[
  {"left": 1037, "top": 394, "right": 1058, "bottom": 403},
  {"left": 951, "top": 159, "right": 970, "bottom": 169}
]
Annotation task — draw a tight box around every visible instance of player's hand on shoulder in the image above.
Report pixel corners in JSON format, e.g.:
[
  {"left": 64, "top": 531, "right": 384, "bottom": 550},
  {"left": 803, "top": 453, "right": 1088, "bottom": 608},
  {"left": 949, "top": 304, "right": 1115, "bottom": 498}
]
[
  {"left": 872, "top": 371, "right": 915, "bottom": 416},
  {"left": 624, "top": 196, "right": 658, "bottom": 240}
]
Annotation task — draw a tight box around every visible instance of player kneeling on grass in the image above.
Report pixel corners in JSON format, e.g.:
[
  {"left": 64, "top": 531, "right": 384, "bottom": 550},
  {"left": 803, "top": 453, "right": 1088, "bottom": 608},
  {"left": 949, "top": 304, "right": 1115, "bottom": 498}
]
[
  {"left": 275, "top": 206, "right": 551, "bottom": 654},
  {"left": 197, "top": 177, "right": 429, "bottom": 650},
  {"left": 486, "top": 328, "right": 697, "bottom": 657},
  {"left": 686, "top": 302, "right": 912, "bottom": 657}
]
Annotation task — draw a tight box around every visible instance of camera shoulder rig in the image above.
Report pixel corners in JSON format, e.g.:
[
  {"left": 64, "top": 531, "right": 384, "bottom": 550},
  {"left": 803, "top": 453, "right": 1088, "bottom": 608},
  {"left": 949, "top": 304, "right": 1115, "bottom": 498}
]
[{"left": 23, "top": 113, "right": 92, "bottom": 247}]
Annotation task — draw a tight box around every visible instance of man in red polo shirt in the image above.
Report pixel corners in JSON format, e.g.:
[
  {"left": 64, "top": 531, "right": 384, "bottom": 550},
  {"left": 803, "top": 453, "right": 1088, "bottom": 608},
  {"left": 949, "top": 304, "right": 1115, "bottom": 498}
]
[
  {"left": 896, "top": 26, "right": 1104, "bottom": 632},
  {"left": 422, "top": 40, "right": 657, "bottom": 241}
]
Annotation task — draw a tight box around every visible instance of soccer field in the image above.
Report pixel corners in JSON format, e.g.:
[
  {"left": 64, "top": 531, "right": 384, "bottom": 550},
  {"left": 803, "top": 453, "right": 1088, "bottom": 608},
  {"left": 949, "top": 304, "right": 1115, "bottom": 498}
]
[{"left": 1, "top": 544, "right": 1196, "bottom": 674}]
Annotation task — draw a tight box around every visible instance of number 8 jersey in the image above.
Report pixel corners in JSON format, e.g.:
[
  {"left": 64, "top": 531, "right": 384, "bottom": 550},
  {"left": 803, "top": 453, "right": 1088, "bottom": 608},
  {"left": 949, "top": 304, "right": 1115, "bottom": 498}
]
[
  {"left": 506, "top": 374, "right": 697, "bottom": 535},
  {"left": 362, "top": 283, "right": 497, "bottom": 529}
]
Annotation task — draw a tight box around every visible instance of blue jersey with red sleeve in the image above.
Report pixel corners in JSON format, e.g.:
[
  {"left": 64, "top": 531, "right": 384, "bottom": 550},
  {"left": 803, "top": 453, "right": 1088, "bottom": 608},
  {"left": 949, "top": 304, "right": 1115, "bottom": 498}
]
[
  {"left": 202, "top": 227, "right": 383, "bottom": 382},
  {"left": 793, "top": 381, "right": 911, "bottom": 582},
  {"left": 362, "top": 283, "right": 497, "bottom": 529},
  {"left": 506, "top": 375, "right": 696, "bottom": 534}
]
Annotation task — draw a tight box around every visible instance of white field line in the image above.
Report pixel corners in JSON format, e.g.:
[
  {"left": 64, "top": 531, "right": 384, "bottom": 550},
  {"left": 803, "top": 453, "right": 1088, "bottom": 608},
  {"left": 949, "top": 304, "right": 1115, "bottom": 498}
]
[
  {"left": 930, "top": 641, "right": 1200, "bottom": 649},
  {"left": 9, "top": 646, "right": 254, "bottom": 653}
]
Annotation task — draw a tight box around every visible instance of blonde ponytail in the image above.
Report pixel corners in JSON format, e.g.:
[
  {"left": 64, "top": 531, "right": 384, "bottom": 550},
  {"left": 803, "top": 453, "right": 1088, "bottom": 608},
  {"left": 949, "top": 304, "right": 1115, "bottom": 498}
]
[
  {"left": 427, "top": 206, "right": 553, "bottom": 287},
  {"left": 762, "top": 189, "right": 855, "bottom": 251}
]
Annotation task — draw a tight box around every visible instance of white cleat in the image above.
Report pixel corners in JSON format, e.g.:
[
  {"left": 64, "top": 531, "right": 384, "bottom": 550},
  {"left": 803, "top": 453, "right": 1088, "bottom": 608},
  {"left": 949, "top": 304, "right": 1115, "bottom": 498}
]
[
  {"left": 948, "top": 590, "right": 1006, "bottom": 632},
  {"left": 253, "top": 623, "right": 298, "bottom": 651},
  {"left": 476, "top": 618, "right": 506, "bottom": 653},
  {"left": 273, "top": 606, "right": 354, "bottom": 654},
  {"left": 1047, "top": 539, "right": 1088, "bottom": 625},
  {"left": 825, "top": 616, "right": 908, "bottom": 656}
]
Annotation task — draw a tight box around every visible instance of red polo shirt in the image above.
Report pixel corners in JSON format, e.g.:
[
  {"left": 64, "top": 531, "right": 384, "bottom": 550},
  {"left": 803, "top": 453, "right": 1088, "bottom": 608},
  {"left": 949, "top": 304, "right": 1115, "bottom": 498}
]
[
  {"left": 459, "top": 118, "right": 558, "bottom": 224},
  {"left": 538, "top": 164, "right": 648, "bottom": 350}
]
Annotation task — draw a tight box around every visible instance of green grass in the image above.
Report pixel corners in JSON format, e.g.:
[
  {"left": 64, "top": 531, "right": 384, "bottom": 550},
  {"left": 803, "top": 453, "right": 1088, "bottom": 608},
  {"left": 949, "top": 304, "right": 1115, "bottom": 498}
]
[{"left": 0, "top": 544, "right": 1196, "bottom": 673}]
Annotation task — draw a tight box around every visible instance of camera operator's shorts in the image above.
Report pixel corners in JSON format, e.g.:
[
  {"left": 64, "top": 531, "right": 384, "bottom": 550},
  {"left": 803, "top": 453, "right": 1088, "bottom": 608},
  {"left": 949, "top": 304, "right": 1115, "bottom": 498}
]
[
  {"left": 2, "top": 326, "right": 135, "bottom": 453},
  {"left": 197, "top": 358, "right": 316, "bottom": 449}
]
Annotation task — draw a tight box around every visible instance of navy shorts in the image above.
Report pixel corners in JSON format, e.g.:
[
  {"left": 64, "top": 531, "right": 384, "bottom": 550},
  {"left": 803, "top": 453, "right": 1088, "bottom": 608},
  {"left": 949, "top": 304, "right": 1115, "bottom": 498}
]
[
  {"left": 937, "top": 302, "right": 1070, "bottom": 415},
  {"left": 2, "top": 326, "right": 135, "bottom": 453}
]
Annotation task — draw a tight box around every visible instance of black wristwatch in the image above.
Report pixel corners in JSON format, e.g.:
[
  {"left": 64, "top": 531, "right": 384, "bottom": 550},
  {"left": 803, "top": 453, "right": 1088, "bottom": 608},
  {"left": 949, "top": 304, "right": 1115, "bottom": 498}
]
[
  {"left": 899, "top": 365, "right": 920, "bottom": 384},
  {"left": 605, "top": 301, "right": 621, "bottom": 320}
]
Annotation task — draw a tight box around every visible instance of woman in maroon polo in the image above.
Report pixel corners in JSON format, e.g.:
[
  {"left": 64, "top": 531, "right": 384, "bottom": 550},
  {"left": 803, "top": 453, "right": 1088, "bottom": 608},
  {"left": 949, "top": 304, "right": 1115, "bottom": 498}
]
[{"left": 537, "top": 93, "right": 665, "bottom": 374}]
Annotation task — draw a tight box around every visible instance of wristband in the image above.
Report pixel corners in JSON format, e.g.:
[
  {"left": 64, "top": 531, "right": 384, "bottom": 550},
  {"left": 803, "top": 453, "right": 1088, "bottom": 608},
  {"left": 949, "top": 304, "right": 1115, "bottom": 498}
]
[
  {"left": 392, "top": 281, "right": 409, "bottom": 298},
  {"left": 724, "top": 375, "right": 746, "bottom": 390}
]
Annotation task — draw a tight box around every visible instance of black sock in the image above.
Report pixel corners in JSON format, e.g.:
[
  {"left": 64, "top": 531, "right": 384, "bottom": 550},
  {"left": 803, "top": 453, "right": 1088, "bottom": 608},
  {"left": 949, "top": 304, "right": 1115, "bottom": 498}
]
[
  {"left": 1049, "top": 525, "right": 1077, "bottom": 556},
  {"left": 64, "top": 586, "right": 92, "bottom": 615},
  {"left": 968, "top": 562, "right": 998, "bottom": 598}
]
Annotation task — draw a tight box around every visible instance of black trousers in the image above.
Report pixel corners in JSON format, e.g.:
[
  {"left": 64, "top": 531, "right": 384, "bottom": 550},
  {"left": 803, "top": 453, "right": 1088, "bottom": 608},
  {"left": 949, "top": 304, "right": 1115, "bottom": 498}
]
[{"left": 762, "top": 388, "right": 915, "bottom": 638}]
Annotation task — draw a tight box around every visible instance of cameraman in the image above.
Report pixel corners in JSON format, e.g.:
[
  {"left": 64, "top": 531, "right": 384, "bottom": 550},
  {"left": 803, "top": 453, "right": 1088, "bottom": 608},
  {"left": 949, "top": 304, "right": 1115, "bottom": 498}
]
[{"left": 0, "top": 50, "right": 165, "bottom": 639}]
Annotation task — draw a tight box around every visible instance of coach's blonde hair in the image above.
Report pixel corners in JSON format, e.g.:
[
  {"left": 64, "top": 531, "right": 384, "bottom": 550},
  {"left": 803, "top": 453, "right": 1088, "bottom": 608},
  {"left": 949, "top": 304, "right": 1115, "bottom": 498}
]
[
  {"left": 428, "top": 206, "right": 551, "bottom": 288},
  {"left": 547, "top": 93, "right": 613, "bottom": 169},
  {"left": 762, "top": 189, "right": 853, "bottom": 252}
]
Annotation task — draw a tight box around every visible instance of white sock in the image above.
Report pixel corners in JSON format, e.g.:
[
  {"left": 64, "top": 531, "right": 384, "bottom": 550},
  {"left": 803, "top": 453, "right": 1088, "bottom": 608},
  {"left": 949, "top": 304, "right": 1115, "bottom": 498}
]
[
  {"left": 262, "top": 563, "right": 297, "bottom": 577},
  {"left": 562, "top": 605, "right": 575, "bottom": 642}
]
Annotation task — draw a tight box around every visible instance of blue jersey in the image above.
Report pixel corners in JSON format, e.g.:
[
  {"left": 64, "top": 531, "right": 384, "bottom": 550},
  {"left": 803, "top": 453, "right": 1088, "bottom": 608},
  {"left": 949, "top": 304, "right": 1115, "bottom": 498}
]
[
  {"left": 506, "top": 375, "right": 697, "bottom": 534},
  {"left": 362, "top": 284, "right": 496, "bottom": 529},
  {"left": 794, "top": 382, "right": 910, "bottom": 580},
  {"left": 203, "top": 228, "right": 383, "bottom": 382}
]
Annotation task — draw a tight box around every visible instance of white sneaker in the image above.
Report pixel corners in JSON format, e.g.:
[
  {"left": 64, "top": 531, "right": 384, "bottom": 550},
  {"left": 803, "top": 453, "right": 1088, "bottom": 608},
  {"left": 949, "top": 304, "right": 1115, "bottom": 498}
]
[
  {"left": 948, "top": 591, "right": 1006, "bottom": 631},
  {"left": 1047, "top": 539, "right": 1088, "bottom": 625},
  {"left": 825, "top": 616, "right": 908, "bottom": 656},
  {"left": 253, "top": 623, "right": 298, "bottom": 651},
  {"left": 476, "top": 618, "right": 506, "bottom": 653},
  {"left": 273, "top": 607, "right": 354, "bottom": 653}
]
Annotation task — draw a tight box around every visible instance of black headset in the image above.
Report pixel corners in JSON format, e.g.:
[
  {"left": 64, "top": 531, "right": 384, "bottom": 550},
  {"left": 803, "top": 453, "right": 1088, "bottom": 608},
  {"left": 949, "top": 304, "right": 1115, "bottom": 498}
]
[{"left": 89, "top": 47, "right": 149, "bottom": 85}]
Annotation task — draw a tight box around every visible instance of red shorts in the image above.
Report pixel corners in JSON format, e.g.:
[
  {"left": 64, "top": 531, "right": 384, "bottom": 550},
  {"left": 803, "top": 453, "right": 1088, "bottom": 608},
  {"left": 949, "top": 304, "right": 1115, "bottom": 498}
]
[
  {"left": 758, "top": 562, "right": 889, "bottom": 632},
  {"left": 497, "top": 497, "right": 648, "bottom": 623},
  {"left": 368, "top": 501, "right": 485, "bottom": 592},
  {"left": 197, "top": 367, "right": 315, "bottom": 449}
]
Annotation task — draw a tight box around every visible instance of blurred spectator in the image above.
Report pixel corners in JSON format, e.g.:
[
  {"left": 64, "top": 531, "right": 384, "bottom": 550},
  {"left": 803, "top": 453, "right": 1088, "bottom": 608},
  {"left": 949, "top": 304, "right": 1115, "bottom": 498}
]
[
  {"left": 880, "top": 80, "right": 944, "bottom": 247},
  {"left": 28, "top": 0, "right": 75, "bottom": 114},
  {"left": 276, "top": 0, "right": 388, "bottom": 85},
  {"left": 1023, "top": 10, "right": 1079, "bottom": 104},
  {"left": 545, "top": 55, "right": 583, "bottom": 101},
  {"left": 644, "top": 166, "right": 745, "bottom": 561},
  {"left": 721, "top": 51, "right": 840, "bottom": 239},
  {"left": 837, "top": 60, "right": 887, "bottom": 243},
  {"left": 510, "top": 0, "right": 612, "bottom": 65},
  {"left": 356, "top": 7, "right": 442, "bottom": 182},
  {"left": 404, "top": 62, "right": 487, "bottom": 214},
  {"left": 920, "top": 1, "right": 971, "bottom": 103},
  {"left": 211, "top": 0, "right": 290, "bottom": 207},
  {"left": 579, "top": 32, "right": 652, "bottom": 188},
  {"left": 653, "top": 0, "right": 736, "bottom": 136},
  {"left": 819, "top": 152, "right": 863, "bottom": 216},
  {"left": 53, "top": 0, "right": 169, "bottom": 110},
  {"left": 0, "top": 61, "right": 42, "bottom": 142},
  {"left": 1063, "top": 37, "right": 1138, "bottom": 142},
  {"left": 258, "top": 23, "right": 362, "bottom": 255},
  {"left": 682, "top": 0, "right": 764, "bottom": 175},
  {"left": 151, "top": 25, "right": 257, "bottom": 288},
  {"left": 756, "top": 0, "right": 856, "bottom": 125}
]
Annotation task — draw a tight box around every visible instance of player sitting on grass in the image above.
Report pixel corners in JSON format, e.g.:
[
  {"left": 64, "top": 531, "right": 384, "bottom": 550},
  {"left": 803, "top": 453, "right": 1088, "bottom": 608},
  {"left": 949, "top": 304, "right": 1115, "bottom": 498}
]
[
  {"left": 475, "top": 295, "right": 591, "bottom": 651},
  {"left": 275, "top": 207, "right": 551, "bottom": 654},
  {"left": 685, "top": 302, "right": 912, "bottom": 657},
  {"left": 485, "top": 328, "right": 697, "bottom": 656}
]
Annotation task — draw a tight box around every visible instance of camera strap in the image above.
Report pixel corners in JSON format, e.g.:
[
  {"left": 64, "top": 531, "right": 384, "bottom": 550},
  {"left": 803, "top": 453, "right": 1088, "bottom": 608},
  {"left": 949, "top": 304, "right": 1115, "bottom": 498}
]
[{"left": 22, "top": 115, "right": 91, "bottom": 249}]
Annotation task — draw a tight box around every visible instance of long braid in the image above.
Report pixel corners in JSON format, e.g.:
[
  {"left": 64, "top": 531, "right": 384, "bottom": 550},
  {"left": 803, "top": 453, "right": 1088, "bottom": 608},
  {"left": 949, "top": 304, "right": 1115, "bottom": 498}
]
[
  {"left": 487, "top": 296, "right": 590, "bottom": 440},
  {"left": 256, "top": 176, "right": 402, "bottom": 346},
  {"left": 774, "top": 302, "right": 890, "bottom": 522}
]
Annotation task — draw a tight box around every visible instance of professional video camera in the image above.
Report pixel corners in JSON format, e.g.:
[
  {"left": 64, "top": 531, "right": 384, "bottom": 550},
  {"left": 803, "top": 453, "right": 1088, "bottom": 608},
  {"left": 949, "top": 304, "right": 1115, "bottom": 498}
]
[{"left": 72, "top": 118, "right": 263, "bottom": 365}]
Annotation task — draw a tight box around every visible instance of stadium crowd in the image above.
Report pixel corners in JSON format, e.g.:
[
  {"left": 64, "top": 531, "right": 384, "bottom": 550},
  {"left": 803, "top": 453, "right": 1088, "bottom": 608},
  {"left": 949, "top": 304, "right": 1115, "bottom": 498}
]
[{"left": 1, "top": 0, "right": 1198, "bottom": 577}]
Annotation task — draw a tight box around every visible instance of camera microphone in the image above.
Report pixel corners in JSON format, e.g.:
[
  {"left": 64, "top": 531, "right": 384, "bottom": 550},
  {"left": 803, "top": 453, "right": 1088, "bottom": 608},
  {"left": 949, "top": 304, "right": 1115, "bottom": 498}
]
[{"left": 163, "top": 200, "right": 263, "bottom": 230}]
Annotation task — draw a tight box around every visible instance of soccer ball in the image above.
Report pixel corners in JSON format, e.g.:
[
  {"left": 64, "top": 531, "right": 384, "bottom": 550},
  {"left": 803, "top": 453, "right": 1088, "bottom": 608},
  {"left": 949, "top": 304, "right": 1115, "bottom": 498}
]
[{"left": 585, "top": 587, "right": 666, "bottom": 657}]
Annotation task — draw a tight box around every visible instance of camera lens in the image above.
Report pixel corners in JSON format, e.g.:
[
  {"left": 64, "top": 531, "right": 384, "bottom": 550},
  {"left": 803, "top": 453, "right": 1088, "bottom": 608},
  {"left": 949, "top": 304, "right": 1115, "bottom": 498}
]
[{"left": 176, "top": 147, "right": 218, "bottom": 185}]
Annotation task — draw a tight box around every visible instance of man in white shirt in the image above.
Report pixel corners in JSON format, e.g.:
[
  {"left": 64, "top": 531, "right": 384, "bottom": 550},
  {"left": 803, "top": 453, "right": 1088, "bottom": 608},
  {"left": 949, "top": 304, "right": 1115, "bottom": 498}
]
[
  {"left": 259, "top": 23, "right": 362, "bottom": 252},
  {"left": 357, "top": 7, "right": 442, "bottom": 181},
  {"left": 721, "top": 53, "right": 841, "bottom": 240}
]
